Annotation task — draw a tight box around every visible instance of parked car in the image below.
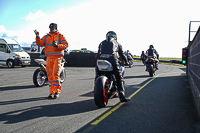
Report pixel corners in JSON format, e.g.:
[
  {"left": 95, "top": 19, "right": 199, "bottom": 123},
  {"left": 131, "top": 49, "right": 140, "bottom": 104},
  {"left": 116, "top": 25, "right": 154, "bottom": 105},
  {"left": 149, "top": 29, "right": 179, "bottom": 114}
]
[
  {"left": 0, "top": 38, "right": 31, "bottom": 68},
  {"left": 70, "top": 49, "right": 94, "bottom": 53}
]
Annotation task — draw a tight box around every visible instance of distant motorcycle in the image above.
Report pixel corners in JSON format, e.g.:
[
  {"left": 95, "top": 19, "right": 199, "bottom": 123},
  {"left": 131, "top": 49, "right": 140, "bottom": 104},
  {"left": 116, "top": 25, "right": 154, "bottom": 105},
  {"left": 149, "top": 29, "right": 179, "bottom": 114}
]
[
  {"left": 33, "top": 57, "right": 66, "bottom": 87},
  {"left": 145, "top": 56, "right": 157, "bottom": 77},
  {"left": 94, "top": 60, "right": 125, "bottom": 108},
  {"left": 141, "top": 54, "right": 146, "bottom": 65},
  {"left": 127, "top": 56, "right": 133, "bottom": 68}
]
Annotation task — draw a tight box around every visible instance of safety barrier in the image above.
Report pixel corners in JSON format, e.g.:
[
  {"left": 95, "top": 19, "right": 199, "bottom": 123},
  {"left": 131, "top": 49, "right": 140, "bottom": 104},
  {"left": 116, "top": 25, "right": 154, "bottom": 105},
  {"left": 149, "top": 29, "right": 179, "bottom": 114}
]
[
  {"left": 187, "top": 26, "right": 200, "bottom": 116},
  {"left": 64, "top": 52, "right": 96, "bottom": 67},
  {"left": 29, "top": 52, "right": 182, "bottom": 67},
  {"left": 29, "top": 52, "right": 97, "bottom": 67}
]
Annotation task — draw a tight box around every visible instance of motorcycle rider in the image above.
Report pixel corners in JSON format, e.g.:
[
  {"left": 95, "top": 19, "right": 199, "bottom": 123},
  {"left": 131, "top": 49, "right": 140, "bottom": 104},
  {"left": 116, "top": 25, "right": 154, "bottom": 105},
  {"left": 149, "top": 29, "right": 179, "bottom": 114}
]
[
  {"left": 96, "top": 31, "right": 130, "bottom": 102},
  {"left": 34, "top": 23, "right": 68, "bottom": 99},
  {"left": 145, "top": 44, "right": 159, "bottom": 70},
  {"left": 141, "top": 51, "right": 146, "bottom": 65},
  {"left": 125, "top": 50, "right": 133, "bottom": 65}
]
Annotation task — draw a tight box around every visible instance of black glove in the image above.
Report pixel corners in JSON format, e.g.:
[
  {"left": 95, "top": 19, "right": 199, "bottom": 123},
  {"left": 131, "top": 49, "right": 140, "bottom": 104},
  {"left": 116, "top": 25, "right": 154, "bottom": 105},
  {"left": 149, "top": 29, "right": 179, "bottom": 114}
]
[{"left": 52, "top": 41, "right": 58, "bottom": 47}]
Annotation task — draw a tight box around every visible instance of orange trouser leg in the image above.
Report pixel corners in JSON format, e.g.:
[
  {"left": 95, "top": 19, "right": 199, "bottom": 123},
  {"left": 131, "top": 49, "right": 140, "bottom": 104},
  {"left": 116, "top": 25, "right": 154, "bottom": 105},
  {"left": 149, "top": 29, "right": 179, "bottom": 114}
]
[
  {"left": 46, "top": 57, "right": 55, "bottom": 94},
  {"left": 53, "top": 57, "right": 62, "bottom": 94},
  {"left": 46, "top": 57, "right": 62, "bottom": 94}
]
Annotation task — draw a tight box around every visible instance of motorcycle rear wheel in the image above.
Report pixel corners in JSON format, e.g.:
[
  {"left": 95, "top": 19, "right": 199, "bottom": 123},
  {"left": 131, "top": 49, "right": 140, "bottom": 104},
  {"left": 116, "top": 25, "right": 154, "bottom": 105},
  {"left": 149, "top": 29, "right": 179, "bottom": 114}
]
[
  {"left": 33, "top": 68, "right": 47, "bottom": 87},
  {"left": 94, "top": 76, "right": 109, "bottom": 108},
  {"left": 148, "top": 65, "right": 154, "bottom": 77},
  {"left": 129, "top": 60, "right": 132, "bottom": 68}
]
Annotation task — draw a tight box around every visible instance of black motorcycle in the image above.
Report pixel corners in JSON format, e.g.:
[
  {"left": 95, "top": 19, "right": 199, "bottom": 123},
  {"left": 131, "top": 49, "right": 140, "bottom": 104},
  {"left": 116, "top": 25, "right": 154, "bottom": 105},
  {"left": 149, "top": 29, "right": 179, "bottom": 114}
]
[
  {"left": 127, "top": 55, "right": 133, "bottom": 68},
  {"left": 141, "top": 53, "right": 146, "bottom": 65},
  {"left": 94, "top": 60, "right": 125, "bottom": 108},
  {"left": 146, "top": 56, "right": 157, "bottom": 77}
]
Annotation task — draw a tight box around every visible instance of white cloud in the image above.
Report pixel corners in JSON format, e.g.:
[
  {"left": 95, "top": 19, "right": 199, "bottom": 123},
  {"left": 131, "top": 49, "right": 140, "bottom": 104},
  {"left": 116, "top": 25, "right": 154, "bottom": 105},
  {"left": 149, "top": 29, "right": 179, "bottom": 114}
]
[
  {"left": 0, "top": 25, "right": 18, "bottom": 39},
  {"left": 15, "top": 0, "right": 200, "bottom": 57},
  {"left": 0, "top": 25, "right": 6, "bottom": 32},
  {"left": 25, "top": 10, "right": 47, "bottom": 21}
]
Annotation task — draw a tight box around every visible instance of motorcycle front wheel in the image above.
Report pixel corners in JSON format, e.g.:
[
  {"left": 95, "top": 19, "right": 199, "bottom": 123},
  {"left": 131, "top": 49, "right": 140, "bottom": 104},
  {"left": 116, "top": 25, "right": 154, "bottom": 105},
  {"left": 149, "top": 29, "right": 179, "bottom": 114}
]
[
  {"left": 94, "top": 76, "right": 109, "bottom": 108},
  {"left": 60, "top": 69, "right": 66, "bottom": 83},
  {"left": 33, "top": 68, "right": 47, "bottom": 87}
]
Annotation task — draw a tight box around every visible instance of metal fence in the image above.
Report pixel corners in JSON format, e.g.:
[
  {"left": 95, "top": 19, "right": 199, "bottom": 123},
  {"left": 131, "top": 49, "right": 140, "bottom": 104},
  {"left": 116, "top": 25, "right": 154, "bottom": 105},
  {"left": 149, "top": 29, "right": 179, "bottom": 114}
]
[{"left": 187, "top": 26, "right": 200, "bottom": 115}]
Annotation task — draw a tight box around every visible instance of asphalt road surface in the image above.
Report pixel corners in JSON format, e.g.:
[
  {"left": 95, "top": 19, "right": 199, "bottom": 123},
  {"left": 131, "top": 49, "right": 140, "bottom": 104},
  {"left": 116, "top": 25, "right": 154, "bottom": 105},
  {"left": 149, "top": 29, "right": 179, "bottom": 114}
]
[{"left": 0, "top": 62, "right": 199, "bottom": 133}]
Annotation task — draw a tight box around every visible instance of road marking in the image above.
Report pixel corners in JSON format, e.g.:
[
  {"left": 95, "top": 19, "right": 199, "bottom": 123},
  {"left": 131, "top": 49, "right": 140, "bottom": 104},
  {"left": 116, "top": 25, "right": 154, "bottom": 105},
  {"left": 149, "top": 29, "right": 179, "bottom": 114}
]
[
  {"left": 0, "top": 81, "right": 33, "bottom": 88},
  {"left": 90, "top": 74, "right": 159, "bottom": 125},
  {"left": 128, "top": 75, "right": 159, "bottom": 99},
  {"left": 91, "top": 102, "right": 125, "bottom": 125}
]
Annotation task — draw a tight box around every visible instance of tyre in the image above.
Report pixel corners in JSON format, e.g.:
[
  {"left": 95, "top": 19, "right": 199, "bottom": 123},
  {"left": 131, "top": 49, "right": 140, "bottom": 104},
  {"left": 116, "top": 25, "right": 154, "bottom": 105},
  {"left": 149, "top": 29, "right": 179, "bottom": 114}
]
[
  {"left": 148, "top": 65, "right": 153, "bottom": 77},
  {"left": 60, "top": 69, "right": 66, "bottom": 84},
  {"left": 7, "top": 60, "right": 14, "bottom": 68},
  {"left": 33, "top": 68, "right": 47, "bottom": 87},
  {"left": 129, "top": 61, "right": 132, "bottom": 68},
  {"left": 94, "top": 76, "right": 109, "bottom": 108}
]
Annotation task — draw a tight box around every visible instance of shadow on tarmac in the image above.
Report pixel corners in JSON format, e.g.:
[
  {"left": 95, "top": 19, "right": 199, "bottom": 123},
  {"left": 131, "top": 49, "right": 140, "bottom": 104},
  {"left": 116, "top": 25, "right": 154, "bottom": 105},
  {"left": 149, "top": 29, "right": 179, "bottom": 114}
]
[
  {"left": 76, "top": 74, "right": 200, "bottom": 133},
  {"left": 125, "top": 75, "right": 149, "bottom": 79},
  {"left": 179, "top": 67, "right": 186, "bottom": 72},
  {"left": 0, "top": 99, "right": 97, "bottom": 124},
  {"left": 0, "top": 84, "right": 48, "bottom": 91},
  {"left": 0, "top": 97, "right": 47, "bottom": 106}
]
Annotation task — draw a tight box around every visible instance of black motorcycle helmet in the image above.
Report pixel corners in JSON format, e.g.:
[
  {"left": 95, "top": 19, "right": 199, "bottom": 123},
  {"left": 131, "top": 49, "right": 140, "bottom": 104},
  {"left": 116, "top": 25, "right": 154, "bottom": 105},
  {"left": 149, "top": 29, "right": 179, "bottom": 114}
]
[{"left": 149, "top": 45, "right": 154, "bottom": 49}]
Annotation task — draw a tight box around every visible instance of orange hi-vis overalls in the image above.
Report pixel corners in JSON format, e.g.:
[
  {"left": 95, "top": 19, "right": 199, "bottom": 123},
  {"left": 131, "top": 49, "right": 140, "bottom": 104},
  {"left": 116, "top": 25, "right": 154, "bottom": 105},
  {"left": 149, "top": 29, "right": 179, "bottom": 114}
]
[{"left": 35, "top": 30, "right": 68, "bottom": 94}]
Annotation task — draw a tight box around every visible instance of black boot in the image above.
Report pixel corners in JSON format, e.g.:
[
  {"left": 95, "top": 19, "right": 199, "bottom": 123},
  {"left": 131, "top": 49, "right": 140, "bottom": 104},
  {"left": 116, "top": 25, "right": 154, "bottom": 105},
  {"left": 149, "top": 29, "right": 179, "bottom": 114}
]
[{"left": 118, "top": 91, "right": 130, "bottom": 102}]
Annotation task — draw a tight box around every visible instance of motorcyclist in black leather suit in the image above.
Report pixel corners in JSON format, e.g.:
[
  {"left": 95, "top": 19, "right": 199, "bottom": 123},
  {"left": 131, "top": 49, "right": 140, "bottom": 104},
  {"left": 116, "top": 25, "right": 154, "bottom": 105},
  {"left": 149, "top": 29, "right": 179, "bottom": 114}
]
[
  {"left": 95, "top": 31, "right": 130, "bottom": 102},
  {"left": 145, "top": 45, "right": 159, "bottom": 70}
]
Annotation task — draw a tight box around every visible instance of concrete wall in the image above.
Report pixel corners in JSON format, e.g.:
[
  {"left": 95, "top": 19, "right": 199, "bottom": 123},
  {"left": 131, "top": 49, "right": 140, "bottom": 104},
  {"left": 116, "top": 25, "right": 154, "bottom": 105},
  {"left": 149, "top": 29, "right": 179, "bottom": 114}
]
[{"left": 187, "top": 26, "right": 200, "bottom": 116}]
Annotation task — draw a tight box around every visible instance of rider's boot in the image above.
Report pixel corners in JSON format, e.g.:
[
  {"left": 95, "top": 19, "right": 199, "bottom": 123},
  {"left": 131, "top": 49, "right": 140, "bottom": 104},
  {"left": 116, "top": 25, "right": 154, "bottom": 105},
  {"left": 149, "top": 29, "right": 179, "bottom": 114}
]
[
  {"left": 155, "top": 63, "right": 159, "bottom": 70},
  {"left": 119, "top": 91, "right": 130, "bottom": 102},
  {"left": 118, "top": 84, "right": 130, "bottom": 102}
]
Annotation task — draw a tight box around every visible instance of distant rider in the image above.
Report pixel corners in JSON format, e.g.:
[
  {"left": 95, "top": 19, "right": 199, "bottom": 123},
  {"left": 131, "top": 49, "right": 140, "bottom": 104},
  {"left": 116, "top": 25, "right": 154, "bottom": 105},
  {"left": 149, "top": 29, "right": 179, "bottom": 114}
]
[
  {"left": 145, "top": 45, "right": 159, "bottom": 70},
  {"left": 141, "top": 51, "right": 146, "bottom": 64},
  {"left": 96, "top": 31, "right": 130, "bottom": 102},
  {"left": 125, "top": 50, "right": 133, "bottom": 63}
]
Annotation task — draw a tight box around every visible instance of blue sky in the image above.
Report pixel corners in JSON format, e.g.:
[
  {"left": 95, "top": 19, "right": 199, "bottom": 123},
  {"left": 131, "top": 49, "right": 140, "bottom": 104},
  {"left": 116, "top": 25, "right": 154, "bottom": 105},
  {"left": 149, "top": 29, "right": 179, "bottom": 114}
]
[
  {"left": 0, "top": 0, "right": 88, "bottom": 31},
  {"left": 0, "top": 0, "right": 200, "bottom": 57}
]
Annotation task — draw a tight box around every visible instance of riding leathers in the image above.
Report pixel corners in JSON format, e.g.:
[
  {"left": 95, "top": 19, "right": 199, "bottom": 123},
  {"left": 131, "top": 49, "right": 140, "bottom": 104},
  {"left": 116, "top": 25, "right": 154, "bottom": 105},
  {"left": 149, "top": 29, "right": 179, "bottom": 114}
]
[
  {"left": 146, "top": 48, "right": 159, "bottom": 68},
  {"left": 96, "top": 36, "right": 129, "bottom": 101}
]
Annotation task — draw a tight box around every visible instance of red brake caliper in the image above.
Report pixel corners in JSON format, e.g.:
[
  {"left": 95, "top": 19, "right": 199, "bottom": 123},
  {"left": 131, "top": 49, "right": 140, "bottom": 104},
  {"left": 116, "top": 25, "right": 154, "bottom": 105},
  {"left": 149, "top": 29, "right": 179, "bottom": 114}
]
[{"left": 103, "top": 80, "right": 109, "bottom": 104}]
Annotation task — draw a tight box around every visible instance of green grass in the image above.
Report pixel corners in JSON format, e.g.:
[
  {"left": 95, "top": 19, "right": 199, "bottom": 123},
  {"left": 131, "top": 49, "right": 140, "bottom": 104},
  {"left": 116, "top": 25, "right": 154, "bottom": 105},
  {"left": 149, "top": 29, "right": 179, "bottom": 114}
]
[
  {"left": 133, "top": 56, "right": 181, "bottom": 60},
  {"left": 132, "top": 56, "right": 185, "bottom": 67},
  {"left": 159, "top": 57, "right": 181, "bottom": 60}
]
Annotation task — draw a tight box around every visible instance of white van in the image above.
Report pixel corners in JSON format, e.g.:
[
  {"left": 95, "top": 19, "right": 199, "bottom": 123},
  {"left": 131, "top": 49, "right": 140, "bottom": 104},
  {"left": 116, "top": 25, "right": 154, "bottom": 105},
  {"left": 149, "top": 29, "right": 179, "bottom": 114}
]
[{"left": 0, "top": 38, "right": 31, "bottom": 68}]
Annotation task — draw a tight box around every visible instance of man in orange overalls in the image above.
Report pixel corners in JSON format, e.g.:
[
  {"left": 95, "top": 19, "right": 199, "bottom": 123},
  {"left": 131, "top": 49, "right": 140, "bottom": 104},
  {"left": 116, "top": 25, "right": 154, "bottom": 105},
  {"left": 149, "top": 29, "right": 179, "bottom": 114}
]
[{"left": 34, "top": 23, "right": 68, "bottom": 99}]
